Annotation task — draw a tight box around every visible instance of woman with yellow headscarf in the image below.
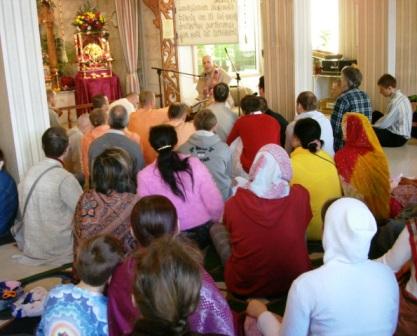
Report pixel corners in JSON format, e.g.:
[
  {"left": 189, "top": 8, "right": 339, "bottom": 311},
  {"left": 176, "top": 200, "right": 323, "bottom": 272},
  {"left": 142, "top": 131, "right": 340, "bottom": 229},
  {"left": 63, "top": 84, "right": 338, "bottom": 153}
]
[{"left": 334, "top": 112, "right": 391, "bottom": 221}]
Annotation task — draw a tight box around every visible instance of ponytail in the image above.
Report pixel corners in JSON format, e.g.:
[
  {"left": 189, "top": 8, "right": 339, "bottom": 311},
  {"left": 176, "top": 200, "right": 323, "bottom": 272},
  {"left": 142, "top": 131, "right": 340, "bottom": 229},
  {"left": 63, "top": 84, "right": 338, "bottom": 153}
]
[
  {"left": 156, "top": 147, "right": 193, "bottom": 201},
  {"left": 150, "top": 125, "right": 194, "bottom": 201},
  {"left": 133, "top": 318, "right": 190, "bottom": 336}
]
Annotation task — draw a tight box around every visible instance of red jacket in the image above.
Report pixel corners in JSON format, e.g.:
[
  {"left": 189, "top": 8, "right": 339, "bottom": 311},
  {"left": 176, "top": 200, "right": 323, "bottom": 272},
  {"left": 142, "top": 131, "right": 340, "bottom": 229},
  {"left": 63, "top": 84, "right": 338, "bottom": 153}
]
[
  {"left": 224, "top": 186, "right": 312, "bottom": 297},
  {"left": 227, "top": 113, "right": 280, "bottom": 172}
]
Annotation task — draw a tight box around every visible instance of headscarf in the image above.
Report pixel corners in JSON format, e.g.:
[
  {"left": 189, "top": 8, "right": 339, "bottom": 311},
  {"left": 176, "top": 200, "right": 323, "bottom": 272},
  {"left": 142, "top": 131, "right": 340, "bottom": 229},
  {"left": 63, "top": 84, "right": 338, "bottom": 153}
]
[
  {"left": 243, "top": 144, "right": 292, "bottom": 199},
  {"left": 323, "top": 197, "right": 377, "bottom": 264},
  {"left": 334, "top": 113, "right": 390, "bottom": 221}
]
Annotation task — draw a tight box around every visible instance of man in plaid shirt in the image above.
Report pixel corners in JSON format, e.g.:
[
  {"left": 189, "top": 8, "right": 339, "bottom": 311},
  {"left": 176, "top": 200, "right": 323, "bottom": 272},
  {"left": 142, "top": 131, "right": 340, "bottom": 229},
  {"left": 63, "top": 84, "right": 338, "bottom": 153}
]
[{"left": 331, "top": 66, "right": 372, "bottom": 151}]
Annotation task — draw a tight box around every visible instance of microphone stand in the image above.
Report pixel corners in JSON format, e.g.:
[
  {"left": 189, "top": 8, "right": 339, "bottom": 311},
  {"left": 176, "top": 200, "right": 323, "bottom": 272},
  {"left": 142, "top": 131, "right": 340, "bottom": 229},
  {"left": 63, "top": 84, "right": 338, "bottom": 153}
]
[
  {"left": 151, "top": 67, "right": 203, "bottom": 107},
  {"left": 224, "top": 48, "right": 241, "bottom": 115}
]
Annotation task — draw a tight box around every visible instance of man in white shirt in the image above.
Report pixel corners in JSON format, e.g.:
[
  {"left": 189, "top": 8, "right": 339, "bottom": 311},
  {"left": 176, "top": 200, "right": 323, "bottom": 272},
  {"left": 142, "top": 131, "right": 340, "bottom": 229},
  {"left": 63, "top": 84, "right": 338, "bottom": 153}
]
[
  {"left": 108, "top": 92, "right": 139, "bottom": 116},
  {"left": 373, "top": 74, "right": 413, "bottom": 147},
  {"left": 285, "top": 91, "right": 334, "bottom": 157},
  {"left": 246, "top": 198, "right": 399, "bottom": 336}
]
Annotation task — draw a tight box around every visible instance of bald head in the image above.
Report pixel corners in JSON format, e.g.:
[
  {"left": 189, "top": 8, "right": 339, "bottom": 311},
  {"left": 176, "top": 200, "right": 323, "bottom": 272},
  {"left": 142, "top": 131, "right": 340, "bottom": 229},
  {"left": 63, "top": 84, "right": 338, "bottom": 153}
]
[
  {"left": 296, "top": 91, "right": 317, "bottom": 113},
  {"left": 139, "top": 91, "right": 155, "bottom": 108},
  {"left": 202, "top": 55, "right": 214, "bottom": 73},
  {"left": 126, "top": 92, "right": 139, "bottom": 108},
  {"left": 109, "top": 105, "right": 128, "bottom": 130}
]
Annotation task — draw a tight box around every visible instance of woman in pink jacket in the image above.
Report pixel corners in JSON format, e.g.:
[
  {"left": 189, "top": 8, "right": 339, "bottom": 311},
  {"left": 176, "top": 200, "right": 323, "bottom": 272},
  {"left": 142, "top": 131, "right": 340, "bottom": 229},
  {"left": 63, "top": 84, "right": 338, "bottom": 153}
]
[{"left": 137, "top": 124, "right": 224, "bottom": 248}]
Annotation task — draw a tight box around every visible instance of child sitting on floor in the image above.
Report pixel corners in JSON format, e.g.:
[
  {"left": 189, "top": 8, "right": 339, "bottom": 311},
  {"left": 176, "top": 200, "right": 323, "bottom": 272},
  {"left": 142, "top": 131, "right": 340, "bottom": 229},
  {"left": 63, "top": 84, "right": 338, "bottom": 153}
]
[{"left": 36, "top": 234, "right": 123, "bottom": 336}]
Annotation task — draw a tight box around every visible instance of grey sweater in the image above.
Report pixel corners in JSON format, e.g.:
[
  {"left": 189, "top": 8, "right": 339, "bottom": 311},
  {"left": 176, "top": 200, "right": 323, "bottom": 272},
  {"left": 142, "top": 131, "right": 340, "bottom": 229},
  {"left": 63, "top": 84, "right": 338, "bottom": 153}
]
[
  {"left": 179, "top": 131, "right": 232, "bottom": 200},
  {"left": 89, "top": 130, "right": 145, "bottom": 176}
]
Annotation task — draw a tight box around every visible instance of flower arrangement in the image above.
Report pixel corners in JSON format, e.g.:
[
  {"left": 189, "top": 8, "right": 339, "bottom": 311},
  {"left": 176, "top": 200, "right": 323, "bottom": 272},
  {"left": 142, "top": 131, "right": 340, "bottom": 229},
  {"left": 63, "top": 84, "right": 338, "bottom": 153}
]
[
  {"left": 72, "top": 1, "right": 105, "bottom": 33},
  {"left": 83, "top": 43, "right": 104, "bottom": 62}
]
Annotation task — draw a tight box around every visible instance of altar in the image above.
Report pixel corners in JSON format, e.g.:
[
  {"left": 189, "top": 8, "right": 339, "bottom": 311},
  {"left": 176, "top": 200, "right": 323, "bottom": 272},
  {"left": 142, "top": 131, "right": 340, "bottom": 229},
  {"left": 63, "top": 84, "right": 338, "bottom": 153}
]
[{"left": 75, "top": 70, "right": 121, "bottom": 115}]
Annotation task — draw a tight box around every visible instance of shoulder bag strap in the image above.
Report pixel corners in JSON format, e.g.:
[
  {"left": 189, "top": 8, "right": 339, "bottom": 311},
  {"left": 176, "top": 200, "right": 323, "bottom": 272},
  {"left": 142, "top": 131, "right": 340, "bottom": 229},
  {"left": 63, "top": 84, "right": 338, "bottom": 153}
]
[{"left": 21, "top": 165, "right": 60, "bottom": 218}]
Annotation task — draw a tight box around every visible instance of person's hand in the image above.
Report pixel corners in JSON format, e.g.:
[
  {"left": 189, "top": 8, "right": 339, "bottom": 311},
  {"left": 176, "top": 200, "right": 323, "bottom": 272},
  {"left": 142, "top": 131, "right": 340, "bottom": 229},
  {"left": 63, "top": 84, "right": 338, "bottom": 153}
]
[{"left": 246, "top": 299, "right": 268, "bottom": 318}]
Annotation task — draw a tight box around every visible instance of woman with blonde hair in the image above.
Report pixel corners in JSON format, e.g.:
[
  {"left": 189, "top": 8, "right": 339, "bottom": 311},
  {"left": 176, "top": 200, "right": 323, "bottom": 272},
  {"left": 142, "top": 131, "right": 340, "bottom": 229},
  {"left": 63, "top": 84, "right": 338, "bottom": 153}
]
[{"left": 334, "top": 112, "right": 391, "bottom": 221}]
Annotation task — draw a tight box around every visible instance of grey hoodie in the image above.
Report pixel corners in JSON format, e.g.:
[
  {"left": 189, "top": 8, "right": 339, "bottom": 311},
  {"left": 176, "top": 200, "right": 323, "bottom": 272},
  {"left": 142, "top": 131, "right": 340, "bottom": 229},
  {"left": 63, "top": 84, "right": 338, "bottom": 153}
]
[{"left": 179, "top": 131, "right": 232, "bottom": 200}]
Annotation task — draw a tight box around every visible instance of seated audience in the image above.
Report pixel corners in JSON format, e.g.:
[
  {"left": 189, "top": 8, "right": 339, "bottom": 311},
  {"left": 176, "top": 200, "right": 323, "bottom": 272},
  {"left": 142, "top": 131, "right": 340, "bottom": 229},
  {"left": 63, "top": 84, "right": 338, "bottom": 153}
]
[
  {"left": 137, "top": 125, "right": 223, "bottom": 249},
  {"left": 109, "top": 92, "right": 139, "bottom": 116},
  {"left": 290, "top": 118, "right": 342, "bottom": 240},
  {"left": 92, "top": 94, "right": 110, "bottom": 111},
  {"left": 179, "top": 109, "right": 232, "bottom": 200},
  {"left": 227, "top": 95, "right": 280, "bottom": 173},
  {"left": 258, "top": 76, "right": 288, "bottom": 146},
  {"left": 165, "top": 102, "right": 195, "bottom": 148},
  {"left": 335, "top": 112, "right": 391, "bottom": 222},
  {"left": 0, "top": 149, "right": 18, "bottom": 238},
  {"left": 89, "top": 105, "right": 144, "bottom": 176},
  {"left": 11, "top": 127, "right": 82, "bottom": 265},
  {"left": 285, "top": 91, "right": 334, "bottom": 156},
  {"left": 137, "top": 125, "right": 224, "bottom": 248},
  {"left": 81, "top": 107, "right": 109, "bottom": 179},
  {"left": 211, "top": 144, "right": 312, "bottom": 297},
  {"left": 331, "top": 66, "right": 373, "bottom": 151},
  {"left": 373, "top": 74, "right": 413, "bottom": 147},
  {"left": 78, "top": 94, "right": 109, "bottom": 135},
  {"left": 64, "top": 115, "right": 91, "bottom": 183},
  {"left": 378, "top": 218, "right": 417, "bottom": 335},
  {"left": 73, "top": 148, "right": 137, "bottom": 260},
  {"left": 132, "top": 236, "right": 203, "bottom": 335},
  {"left": 207, "top": 83, "right": 238, "bottom": 142},
  {"left": 247, "top": 198, "right": 399, "bottom": 335},
  {"left": 107, "top": 195, "right": 235, "bottom": 336},
  {"left": 46, "top": 89, "right": 61, "bottom": 127},
  {"left": 37, "top": 234, "right": 123, "bottom": 335},
  {"left": 128, "top": 90, "right": 169, "bottom": 164}
]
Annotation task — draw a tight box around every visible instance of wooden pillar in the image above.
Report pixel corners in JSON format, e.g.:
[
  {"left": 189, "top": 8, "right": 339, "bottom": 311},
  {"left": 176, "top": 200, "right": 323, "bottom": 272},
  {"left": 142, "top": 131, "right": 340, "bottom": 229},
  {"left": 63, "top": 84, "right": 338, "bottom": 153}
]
[
  {"left": 39, "top": 3, "right": 59, "bottom": 89},
  {"left": 143, "top": 0, "right": 180, "bottom": 106}
]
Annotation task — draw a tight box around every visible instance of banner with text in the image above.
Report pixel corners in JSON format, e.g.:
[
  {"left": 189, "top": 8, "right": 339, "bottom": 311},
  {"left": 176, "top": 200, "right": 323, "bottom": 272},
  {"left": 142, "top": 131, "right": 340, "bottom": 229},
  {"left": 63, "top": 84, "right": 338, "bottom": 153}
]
[{"left": 175, "top": 0, "right": 238, "bottom": 46}]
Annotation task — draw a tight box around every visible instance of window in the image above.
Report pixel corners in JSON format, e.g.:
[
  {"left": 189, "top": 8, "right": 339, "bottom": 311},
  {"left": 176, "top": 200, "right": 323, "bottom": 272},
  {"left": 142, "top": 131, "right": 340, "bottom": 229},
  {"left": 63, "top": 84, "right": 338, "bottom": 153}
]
[
  {"left": 311, "top": 0, "right": 339, "bottom": 53},
  {"left": 193, "top": 0, "right": 262, "bottom": 91}
]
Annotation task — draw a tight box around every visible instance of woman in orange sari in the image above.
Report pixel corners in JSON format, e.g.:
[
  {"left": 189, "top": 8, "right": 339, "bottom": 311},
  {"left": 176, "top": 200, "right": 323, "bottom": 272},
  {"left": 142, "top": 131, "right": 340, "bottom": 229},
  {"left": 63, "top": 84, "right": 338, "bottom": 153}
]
[{"left": 334, "top": 112, "right": 391, "bottom": 222}]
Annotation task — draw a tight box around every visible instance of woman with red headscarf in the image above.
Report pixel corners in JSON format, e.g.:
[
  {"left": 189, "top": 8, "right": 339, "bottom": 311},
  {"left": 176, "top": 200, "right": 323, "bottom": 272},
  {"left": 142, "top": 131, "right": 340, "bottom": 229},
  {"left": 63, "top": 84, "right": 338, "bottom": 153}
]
[{"left": 334, "top": 112, "right": 391, "bottom": 221}]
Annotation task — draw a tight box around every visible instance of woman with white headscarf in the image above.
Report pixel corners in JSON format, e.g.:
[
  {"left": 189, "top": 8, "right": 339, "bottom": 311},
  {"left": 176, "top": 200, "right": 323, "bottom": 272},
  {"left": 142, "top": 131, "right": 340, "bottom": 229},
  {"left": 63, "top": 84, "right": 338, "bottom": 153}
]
[
  {"left": 246, "top": 197, "right": 399, "bottom": 335},
  {"left": 211, "top": 144, "right": 312, "bottom": 297}
]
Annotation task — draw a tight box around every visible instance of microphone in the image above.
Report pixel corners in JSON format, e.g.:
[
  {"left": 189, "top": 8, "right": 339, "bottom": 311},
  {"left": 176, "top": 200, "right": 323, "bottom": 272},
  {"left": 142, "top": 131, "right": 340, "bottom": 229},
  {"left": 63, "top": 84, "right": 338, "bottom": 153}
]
[{"left": 224, "top": 48, "right": 229, "bottom": 57}]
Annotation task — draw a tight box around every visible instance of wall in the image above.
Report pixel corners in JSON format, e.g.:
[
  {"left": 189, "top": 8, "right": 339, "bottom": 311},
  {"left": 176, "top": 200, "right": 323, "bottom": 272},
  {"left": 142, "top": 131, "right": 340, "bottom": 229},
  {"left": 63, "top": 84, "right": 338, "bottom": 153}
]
[
  {"left": 339, "top": 0, "right": 389, "bottom": 112},
  {"left": 262, "top": 0, "right": 295, "bottom": 121},
  {"left": 396, "top": 0, "right": 417, "bottom": 96},
  {"left": 138, "top": 1, "right": 163, "bottom": 105}
]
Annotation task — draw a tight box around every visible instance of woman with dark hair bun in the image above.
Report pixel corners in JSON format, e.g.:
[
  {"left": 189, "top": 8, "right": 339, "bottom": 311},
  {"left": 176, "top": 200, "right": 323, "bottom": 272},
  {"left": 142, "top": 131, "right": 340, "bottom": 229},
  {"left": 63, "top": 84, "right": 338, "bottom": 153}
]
[
  {"left": 73, "top": 147, "right": 138, "bottom": 260},
  {"left": 290, "top": 118, "right": 342, "bottom": 240},
  {"left": 137, "top": 124, "right": 223, "bottom": 249},
  {"left": 107, "top": 195, "right": 235, "bottom": 336}
]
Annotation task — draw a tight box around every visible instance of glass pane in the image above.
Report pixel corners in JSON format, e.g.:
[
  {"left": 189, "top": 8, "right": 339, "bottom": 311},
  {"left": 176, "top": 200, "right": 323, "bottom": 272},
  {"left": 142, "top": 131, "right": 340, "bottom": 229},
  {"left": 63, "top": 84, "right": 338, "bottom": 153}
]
[{"left": 311, "top": 0, "right": 339, "bottom": 53}]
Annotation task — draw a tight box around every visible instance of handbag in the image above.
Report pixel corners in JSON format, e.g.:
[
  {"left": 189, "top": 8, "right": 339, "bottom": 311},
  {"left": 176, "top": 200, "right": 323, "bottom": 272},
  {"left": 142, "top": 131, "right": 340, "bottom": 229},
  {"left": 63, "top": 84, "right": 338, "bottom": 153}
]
[{"left": 11, "top": 165, "right": 60, "bottom": 249}]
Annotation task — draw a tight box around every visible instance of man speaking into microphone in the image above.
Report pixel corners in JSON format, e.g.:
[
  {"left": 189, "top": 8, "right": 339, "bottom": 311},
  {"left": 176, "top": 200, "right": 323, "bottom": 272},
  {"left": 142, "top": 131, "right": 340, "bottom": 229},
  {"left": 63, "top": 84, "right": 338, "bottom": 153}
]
[{"left": 196, "top": 55, "right": 234, "bottom": 107}]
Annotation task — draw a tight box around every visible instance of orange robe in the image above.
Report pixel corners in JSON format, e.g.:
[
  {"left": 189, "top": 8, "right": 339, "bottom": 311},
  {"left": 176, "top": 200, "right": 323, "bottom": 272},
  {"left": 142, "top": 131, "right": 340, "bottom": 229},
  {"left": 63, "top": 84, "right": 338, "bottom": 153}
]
[
  {"left": 165, "top": 119, "right": 196, "bottom": 150},
  {"left": 128, "top": 107, "right": 169, "bottom": 164}
]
